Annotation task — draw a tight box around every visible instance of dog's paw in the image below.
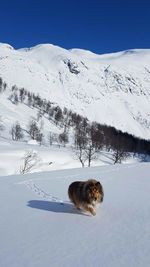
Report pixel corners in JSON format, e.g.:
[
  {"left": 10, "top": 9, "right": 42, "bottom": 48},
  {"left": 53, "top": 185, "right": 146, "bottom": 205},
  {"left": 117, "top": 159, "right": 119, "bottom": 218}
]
[
  {"left": 91, "top": 210, "right": 96, "bottom": 216},
  {"left": 89, "top": 207, "right": 96, "bottom": 216}
]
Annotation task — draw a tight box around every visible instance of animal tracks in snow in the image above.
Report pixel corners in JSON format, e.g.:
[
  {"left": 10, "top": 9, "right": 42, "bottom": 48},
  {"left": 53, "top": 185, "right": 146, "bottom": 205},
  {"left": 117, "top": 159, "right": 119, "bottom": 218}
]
[
  {"left": 19, "top": 180, "right": 65, "bottom": 204},
  {"left": 16, "top": 164, "right": 138, "bottom": 205}
]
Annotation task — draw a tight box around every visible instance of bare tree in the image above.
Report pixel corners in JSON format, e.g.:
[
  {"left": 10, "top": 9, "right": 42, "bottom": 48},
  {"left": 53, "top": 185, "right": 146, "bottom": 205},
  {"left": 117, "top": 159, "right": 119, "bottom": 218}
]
[
  {"left": 20, "top": 150, "right": 40, "bottom": 174},
  {"left": 10, "top": 122, "right": 24, "bottom": 141},
  {"left": 113, "top": 148, "right": 129, "bottom": 164},
  {"left": 9, "top": 85, "right": 19, "bottom": 105},
  {"left": 74, "top": 146, "right": 87, "bottom": 167},
  {"left": 84, "top": 142, "right": 98, "bottom": 167},
  {"left": 27, "top": 93, "right": 33, "bottom": 107},
  {"left": 37, "top": 110, "right": 43, "bottom": 122},
  {"left": 48, "top": 132, "right": 57, "bottom": 146},
  {"left": 73, "top": 127, "right": 88, "bottom": 167},
  {"left": 73, "top": 125, "right": 99, "bottom": 167},
  {"left": 54, "top": 106, "right": 63, "bottom": 125},
  {"left": 28, "top": 120, "right": 44, "bottom": 145},
  {"left": 19, "top": 88, "right": 26, "bottom": 103},
  {"left": 0, "top": 78, "right": 7, "bottom": 93},
  {"left": 59, "top": 132, "right": 69, "bottom": 147},
  {"left": 28, "top": 120, "right": 40, "bottom": 140},
  {"left": 36, "top": 132, "right": 44, "bottom": 146}
]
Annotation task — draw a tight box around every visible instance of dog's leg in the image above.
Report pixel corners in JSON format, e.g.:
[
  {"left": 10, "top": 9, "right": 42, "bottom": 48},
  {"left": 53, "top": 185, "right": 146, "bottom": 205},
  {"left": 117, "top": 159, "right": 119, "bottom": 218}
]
[
  {"left": 73, "top": 203, "right": 80, "bottom": 210},
  {"left": 84, "top": 205, "right": 96, "bottom": 216},
  {"left": 71, "top": 200, "right": 81, "bottom": 211}
]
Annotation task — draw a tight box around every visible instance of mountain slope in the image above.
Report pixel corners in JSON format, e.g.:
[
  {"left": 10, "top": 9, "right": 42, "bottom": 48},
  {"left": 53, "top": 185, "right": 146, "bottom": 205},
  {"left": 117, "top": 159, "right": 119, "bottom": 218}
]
[
  {"left": 0, "top": 43, "right": 150, "bottom": 139},
  {"left": 0, "top": 163, "right": 150, "bottom": 267}
]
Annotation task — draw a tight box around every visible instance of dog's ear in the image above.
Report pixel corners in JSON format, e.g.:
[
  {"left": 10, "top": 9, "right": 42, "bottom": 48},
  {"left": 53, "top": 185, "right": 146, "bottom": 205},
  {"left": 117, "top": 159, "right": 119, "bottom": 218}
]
[{"left": 96, "top": 181, "right": 100, "bottom": 187}]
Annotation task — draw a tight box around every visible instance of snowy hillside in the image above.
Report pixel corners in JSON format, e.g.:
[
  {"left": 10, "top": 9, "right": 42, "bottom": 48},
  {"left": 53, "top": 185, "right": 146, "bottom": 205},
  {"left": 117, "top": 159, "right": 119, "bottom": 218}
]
[
  {"left": 0, "top": 163, "right": 150, "bottom": 267},
  {"left": 0, "top": 43, "right": 150, "bottom": 139},
  {"left": 1, "top": 136, "right": 145, "bottom": 177}
]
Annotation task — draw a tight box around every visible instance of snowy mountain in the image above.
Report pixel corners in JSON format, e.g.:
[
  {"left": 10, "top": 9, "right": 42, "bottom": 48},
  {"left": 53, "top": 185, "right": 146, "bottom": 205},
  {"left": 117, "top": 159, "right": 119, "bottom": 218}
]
[
  {"left": 0, "top": 163, "right": 150, "bottom": 267},
  {"left": 0, "top": 43, "right": 150, "bottom": 140}
]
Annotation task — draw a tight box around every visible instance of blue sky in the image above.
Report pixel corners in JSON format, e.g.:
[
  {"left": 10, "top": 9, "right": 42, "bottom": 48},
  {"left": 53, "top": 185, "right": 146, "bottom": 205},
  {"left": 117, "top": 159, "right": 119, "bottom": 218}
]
[{"left": 0, "top": 0, "right": 150, "bottom": 54}]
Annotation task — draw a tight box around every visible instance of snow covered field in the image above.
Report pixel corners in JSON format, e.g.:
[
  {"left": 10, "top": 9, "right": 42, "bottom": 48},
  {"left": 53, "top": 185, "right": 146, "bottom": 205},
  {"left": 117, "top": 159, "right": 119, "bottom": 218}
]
[
  {"left": 0, "top": 138, "right": 80, "bottom": 176},
  {"left": 0, "top": 163, "right": 150, "bottom": 267},
  {"left": 0, "top": 137, "right": 143, "bottom": 177}
]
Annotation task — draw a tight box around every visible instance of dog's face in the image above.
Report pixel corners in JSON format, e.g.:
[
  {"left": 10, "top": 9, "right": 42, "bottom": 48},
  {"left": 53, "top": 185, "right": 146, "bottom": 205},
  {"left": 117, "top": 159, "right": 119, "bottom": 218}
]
[{"left": 87, "top": 181, "right": 103, "bottom": 204}]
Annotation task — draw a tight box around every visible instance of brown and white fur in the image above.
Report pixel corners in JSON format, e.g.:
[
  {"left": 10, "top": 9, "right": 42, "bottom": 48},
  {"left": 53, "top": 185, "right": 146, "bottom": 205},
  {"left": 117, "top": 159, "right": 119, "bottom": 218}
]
[{"left": 68, "top": 179, "right": 104, "bottom": 216}]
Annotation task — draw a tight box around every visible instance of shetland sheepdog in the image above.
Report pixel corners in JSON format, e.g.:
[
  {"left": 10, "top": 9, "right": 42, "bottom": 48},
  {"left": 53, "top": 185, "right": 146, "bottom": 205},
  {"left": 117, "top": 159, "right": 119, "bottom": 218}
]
[{"left": 68, "top": 179, "right": 104, "bottom": 216}]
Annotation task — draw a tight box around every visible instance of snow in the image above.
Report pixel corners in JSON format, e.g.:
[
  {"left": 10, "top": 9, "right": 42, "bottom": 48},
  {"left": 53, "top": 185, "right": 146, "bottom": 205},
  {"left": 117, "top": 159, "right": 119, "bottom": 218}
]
[
  {"left": 0, "top": 163, "right": 150, "bottom": 267},
  {"left": 0, "top": 137, "right": 142, "bottom": 177},
  {"left": 0, "top": 43, "right": 150, "bottom": 140},
  {"left": 0, "top": 138, "right": 80, "bottom": 176},
  {"left": 0, "top": 43, "right": 150, "bottom": 266}
]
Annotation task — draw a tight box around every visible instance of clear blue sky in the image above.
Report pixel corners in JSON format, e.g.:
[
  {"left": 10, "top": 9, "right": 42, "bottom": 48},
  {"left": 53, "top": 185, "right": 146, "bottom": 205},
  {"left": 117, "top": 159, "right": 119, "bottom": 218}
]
[{"left": 0, "top": 0, "right": 150, "bottom": 54}]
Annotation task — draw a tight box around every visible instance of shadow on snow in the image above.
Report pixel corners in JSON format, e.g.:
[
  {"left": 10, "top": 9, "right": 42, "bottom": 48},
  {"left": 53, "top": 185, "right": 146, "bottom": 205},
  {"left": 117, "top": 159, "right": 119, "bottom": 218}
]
[{"left": 27, "top": 200, "right": 89, "bottom": 216}]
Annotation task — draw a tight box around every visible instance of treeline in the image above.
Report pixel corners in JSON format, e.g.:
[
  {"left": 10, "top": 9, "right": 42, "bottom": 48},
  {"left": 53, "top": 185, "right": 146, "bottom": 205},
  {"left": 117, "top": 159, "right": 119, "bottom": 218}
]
[
  {"left": 73, "top": 119, "right": 150, "bottom": 166},
  {"left": 9, "top": 84, "right": 88, "bottom": 131},
  {"left": 1, "top": 78, "right": 150, "bottom": 164}
]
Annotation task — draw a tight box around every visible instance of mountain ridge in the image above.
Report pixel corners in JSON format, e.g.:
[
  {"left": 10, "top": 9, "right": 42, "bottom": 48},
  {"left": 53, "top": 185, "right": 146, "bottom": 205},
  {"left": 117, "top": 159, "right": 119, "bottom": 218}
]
[{"left": 0, "top": 42, "right": 150, "bottom": 140}]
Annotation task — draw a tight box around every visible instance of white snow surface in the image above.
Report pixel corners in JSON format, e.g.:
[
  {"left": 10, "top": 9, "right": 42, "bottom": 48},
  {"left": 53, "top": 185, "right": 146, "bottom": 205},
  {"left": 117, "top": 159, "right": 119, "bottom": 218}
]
[
  {"left": 0, "top": 43, "right": 150, "bottom": 139},
  {"left": 0, "top": 137, "right": 142, "bottom": 177},
  {"left": 0, "top": 162, "right": 150, "bottom": 267}
]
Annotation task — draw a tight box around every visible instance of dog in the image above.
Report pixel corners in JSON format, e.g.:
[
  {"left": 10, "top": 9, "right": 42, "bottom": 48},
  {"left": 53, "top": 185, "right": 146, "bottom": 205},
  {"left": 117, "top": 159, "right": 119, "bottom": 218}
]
[{"left": 68, "top": 179, "right": 104, "bottom": 216}]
